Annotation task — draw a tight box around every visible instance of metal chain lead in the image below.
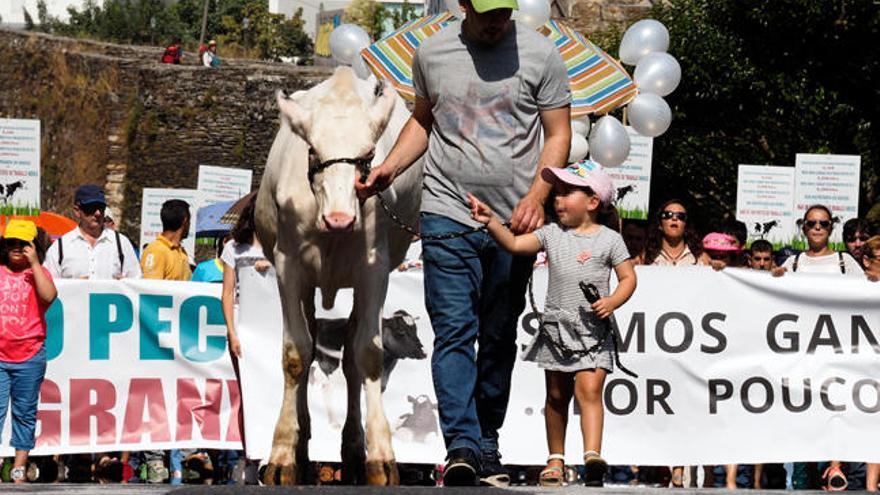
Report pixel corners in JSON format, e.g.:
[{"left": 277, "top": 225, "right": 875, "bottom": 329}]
[{"left": 375, "top": 191, "right": 493, "bottom": 241}]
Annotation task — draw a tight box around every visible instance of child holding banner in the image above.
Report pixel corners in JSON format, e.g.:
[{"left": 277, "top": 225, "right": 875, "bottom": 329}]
[
  {"left": 0, "top": 219, "right": 58, "bottom": 484},
  {"left": 468, "top": 161, "right": 636, "bottom": 487}
]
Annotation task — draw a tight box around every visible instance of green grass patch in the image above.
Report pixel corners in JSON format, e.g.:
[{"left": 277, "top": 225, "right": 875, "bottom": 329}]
[{"left": 618, "top": 206, "right": 648, "bottom": 220}]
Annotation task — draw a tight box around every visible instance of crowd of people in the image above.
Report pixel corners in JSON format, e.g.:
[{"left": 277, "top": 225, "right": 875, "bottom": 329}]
[{"left": 2, "top": 0, "right": 878, "bottom": 490}]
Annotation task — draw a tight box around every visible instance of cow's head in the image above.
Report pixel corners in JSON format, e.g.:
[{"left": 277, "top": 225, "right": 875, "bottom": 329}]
[{"left": 277, "top": 67, "right": 397, "bottom": 232}]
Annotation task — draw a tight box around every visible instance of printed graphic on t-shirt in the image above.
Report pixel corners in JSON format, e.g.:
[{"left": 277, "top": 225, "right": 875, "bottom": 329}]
[{"left": 0, "top": 271, "right": 34, "bottom": 338}]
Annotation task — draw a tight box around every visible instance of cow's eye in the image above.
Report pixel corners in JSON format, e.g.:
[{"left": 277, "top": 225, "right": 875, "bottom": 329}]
[{"left": 402, "top": 315, "right": 414, "bottom": 326}]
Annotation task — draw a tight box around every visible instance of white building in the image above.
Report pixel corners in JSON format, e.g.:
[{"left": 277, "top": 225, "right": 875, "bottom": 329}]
[
  {"left": 270, "top": 0, "right": 424, "bottom": 40},
  {"left": 1, "top": 0, "right": 100, "bottom": 27}
]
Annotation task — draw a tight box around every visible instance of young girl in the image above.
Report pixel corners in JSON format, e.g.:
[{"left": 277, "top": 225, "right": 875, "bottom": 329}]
[
  {"left": 0, "top": 219, "right": 57, "bottom": 484},
  {"left": 700, "top": 232, "right": 742, "bottom": 271},
  {"left": 468, "top": 161, "right": 636, "bottom": 487}
]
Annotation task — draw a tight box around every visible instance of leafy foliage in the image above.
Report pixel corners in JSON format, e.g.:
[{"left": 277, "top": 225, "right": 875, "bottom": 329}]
[
  {"left": 26, "top": 0, "right": 312, "bottom": 61},
  {"left": 599, "top": 0, "right": 879, "bottom": 231},
  {"left": 345, "top": 0, "right": 389, "bottom": 41}
]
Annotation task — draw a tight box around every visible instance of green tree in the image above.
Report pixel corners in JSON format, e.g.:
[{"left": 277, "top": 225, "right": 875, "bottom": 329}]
[
  {"left": 601, "top": 0, "right": 880, "bottom": 230},
  {"left": 345, "top": 0, "right": 388, "bottom": 40},
  {"left": 390, "top": 0, "right": 419, "bottom": 30}
]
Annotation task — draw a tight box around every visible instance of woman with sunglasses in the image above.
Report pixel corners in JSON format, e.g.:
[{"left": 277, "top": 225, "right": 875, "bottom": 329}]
[
  {"left": 639, "top": 199, "right": 703, "bottom": 267},
  {"left": 0, "top": 219, "right": 58, "bottom": 484},
  {"left": 774, "top": 205, "right": 863, "bottom": 277},
  {"left": 773, "top": 205, "right": 862, "bottom": 491}
]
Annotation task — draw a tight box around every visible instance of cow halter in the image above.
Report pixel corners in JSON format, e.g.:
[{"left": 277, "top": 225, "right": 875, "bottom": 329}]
[{"left": 307, "top": 149, "right": 374, "bottom": 184}]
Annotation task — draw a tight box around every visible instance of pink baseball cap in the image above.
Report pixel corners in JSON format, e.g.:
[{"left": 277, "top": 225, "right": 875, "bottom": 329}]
[
  {"left": 541, "top": 160, "right": 615, "bottom": 204},
  {"left": 702, "top": 232, "right": 741, "bottom": 252}
]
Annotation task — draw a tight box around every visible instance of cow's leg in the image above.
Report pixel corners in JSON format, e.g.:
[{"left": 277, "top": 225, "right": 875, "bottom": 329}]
[
  {"left": 353, "top": 276, "right": 398, "bottom": 486},
  {"left": 340, "top": 314, "right": 366, "bottom": 484},
  {"left": 264, "top": 256, "right": 313, "bottom": 485}
]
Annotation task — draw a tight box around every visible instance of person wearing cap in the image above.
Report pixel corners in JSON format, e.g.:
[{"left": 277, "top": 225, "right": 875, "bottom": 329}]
[
  {"left": 43, "top": 184, "right": 141, "bottom": 280},
  {"left": 0, "top": 219, "right": 58, "bottom": 484},
  {"left": 356, "top": 0, "right": 571, "bottom": 486},
  {"left": 202, "top": 40, "right": 221, "bottom": 68},
  {"left": 700, "top": 232, "right": 742, "bottom": 271},
  {"left": 469, "top": 161, "right": 636, "bottom": 487}
]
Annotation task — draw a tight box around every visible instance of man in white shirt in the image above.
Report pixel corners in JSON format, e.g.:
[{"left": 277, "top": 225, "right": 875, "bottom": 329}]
[{"left": 43, "top": 184, "right": 141, "bottom": 279}]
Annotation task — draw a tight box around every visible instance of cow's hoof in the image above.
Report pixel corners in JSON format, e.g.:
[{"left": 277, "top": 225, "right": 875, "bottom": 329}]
[
  {"left": 366, "top": 459, "right": 399, "bottom": 486},
  {"left": 264, "top": 463, "right": 299, "bottom": 485}
]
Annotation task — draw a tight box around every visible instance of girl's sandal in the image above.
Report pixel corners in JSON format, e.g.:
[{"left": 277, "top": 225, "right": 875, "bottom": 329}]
[
  {"left": 539, "top": 454, "right": 566, "bottom": 487},
  {"left": 583, "top": 451, "right": 608, "bottom": 487}
]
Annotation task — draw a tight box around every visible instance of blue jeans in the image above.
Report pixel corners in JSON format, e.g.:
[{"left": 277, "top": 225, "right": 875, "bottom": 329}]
[
  {"left": 421, "top": 213, "right": 534, "bottom": 456},
  {"left": 0, "top": 346, "right": 47, "bottom": 451}
]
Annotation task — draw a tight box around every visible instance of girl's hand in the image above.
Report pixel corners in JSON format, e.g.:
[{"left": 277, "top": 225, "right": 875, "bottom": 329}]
[
  {"left": 228, "top": 331, "right": 242, "bottom": 358},
  {"left": 467, "top": 193, "right": 494, "bottom": 225},
  {"left": 709, "top": 260, "right": 726, "bottom": 271},
  {"left": 254, "top": 260, "right": 272, "bottom": 273},
  {"left": 591, "top": 297, "right": 616, "bottom": 319},
  {"left": 771, "top": 266, "right": 787, "bottom": 277},
  {"left": 23, "top": 242, "right": 40, "bottom": 267}
]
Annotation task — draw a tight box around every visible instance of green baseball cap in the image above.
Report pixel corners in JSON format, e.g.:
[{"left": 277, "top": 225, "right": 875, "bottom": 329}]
[{"left": 470, "top": 0, "right": 519, "bottom": 13}]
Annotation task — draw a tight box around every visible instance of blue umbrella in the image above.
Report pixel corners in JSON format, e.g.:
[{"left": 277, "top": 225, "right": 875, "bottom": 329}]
[{"left": 196, "top": 199, "right": 236, "bottom": 238}]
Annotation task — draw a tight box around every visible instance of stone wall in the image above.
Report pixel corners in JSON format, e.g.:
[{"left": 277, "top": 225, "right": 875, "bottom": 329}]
[
  {"left": 567, "top": 0, "right": 657, "bottom": 35},
  {"left": 0, "top": 28, "right": 331, "bottom": 242}
]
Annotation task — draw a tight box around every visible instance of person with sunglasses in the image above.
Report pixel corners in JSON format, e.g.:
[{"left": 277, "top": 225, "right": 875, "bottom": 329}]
[
  {"left": 0, "top": 219, "right": 58, "bottom": 484},
  {"left": 43, "top": 184, "right": 141, "bottom": 280},
  {"left": 774, "top": 205, "right": 863, "bottom": 278},
  {"left": 773, "top": 205, "right": 862, "bottom": 491},
  {"left": 638, "top": 199, "right": 704, "bottom": 267}
]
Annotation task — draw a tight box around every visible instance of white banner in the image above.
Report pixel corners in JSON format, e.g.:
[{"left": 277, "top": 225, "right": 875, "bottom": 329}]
[
  {"left": 794, "top": 154, "right": 861, "bottom": 249},
  {"left": 197, "top": 165, "right": 253, "bottom": 204},
  {"left": 736, "top": 164, "right": 796, "bottom": 247},
  {"left": 0, "top": 279, "right": 240, "bottom": 456},
  {"left": 607, "top": 127, "right": 652, "bottom": 220},
  {"left": 7, "top": 265, "right": 880, "bottom": 466},
  {"left": 0, "top": 118, "right": 40, "bottom": 215},
  {"left": 238, "top": 262, "right": 880, "bottom": 465},
  {"left": 139, "top": 188, "right": 199, "bottom": 262}
]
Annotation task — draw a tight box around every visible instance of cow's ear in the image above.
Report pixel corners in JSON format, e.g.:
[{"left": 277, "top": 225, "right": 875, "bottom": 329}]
[
  {"left": 277, "top": 90, "right": 311, "bottom": 136},
  {"left": 407, "top": 395, "right": 415, "bottom": 403},
  {"left": 368, "top": 81, "right": 397, "bottom": 137}
]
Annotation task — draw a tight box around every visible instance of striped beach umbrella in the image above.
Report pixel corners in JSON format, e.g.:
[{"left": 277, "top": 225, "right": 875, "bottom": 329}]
[{"left": 360, "top": 15, "right": 636, "bottom": 116}]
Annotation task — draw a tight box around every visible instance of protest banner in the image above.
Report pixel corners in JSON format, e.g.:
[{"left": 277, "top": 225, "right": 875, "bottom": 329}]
[
  {"left": 606, "top": 127, "right": 652, "bottom": 220},
  {"left": 794, "top": 154, "right": 861, "bottom": 249},
  {"left": 139, "top": 188, "right": 198, "bottom": 262},
  {"left": 0, "top": 280, "right": 239, "bottom": 456},
  {"left": 197, "top": 165, "right": 253, "bottom": 204},
  {"left": 0, "top": 118, "right": 40, "bottom": 216},
  {"left": 736, "top": 165, "right": 796, "bottom": 247},
  {"left": 6, "top": 264, "right": 880, "bottom": 466},
  {"left": 237, "top": 260, "right": 880, "bottom": 466}
]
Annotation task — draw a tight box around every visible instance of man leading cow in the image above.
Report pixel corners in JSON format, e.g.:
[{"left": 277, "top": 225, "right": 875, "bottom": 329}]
[{"left": 357, "top": 0, "right": 571, "bottom": 486}]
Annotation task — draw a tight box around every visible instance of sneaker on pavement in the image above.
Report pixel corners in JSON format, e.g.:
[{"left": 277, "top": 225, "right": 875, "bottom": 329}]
[
  {"left": 443, "top": 447, "right": 480, "bottom": 487},
  {"left": 480, "top": 450, "right": 510, "bottom": 487}
]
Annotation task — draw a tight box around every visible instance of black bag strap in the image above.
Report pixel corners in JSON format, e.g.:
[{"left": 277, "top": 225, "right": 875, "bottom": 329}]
[
  {"left": 792, "top": 253, "right": 800, "bottom": 272},
  {"left": 115, "top": 230, "right": 125, "bottom": 273},
  {"left": 838, "top": 251, "right": 845, "bottom": 274},
  {"left": 57, "top": 235, "right": 64, "bottom": 265}
]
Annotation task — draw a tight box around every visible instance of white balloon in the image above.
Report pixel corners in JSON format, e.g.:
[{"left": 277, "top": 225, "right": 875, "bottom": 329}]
[
  {"left": 634, "top": 52, "right": 681, "bottom": 97},
  {"left": 330, "top": 24, "right": 371, "bottom": 65},
  {"left": 351, "top": 55, "right": 372, "bottom": 79},
  {"left": 619, "top": 19, "right": 670, "bottom": 65},
  {"left": 514, "top": 0, "right": 550, "bottom": 30},
  {"left": 568, "top": 134, "right": 589, "bottom": 163},
  {"left": 628, "top": 93, "right": 671, "bottom": 137},
  {"left": 570, "top": 117, "right": 591, "bottom": 137},
  {"left": 444, "top": 0, "right": 465, "bottom": 19},
  {"left": 588, "top": 116, "right": 631, "bottom": 168}
]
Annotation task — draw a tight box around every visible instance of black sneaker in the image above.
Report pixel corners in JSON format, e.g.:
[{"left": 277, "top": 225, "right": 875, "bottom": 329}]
[
  {"left": 480, "top": 450, "right": 510, "bottom": 487},
  {"left": 443, "top": 448, "right": 480, "bottom": 487}
]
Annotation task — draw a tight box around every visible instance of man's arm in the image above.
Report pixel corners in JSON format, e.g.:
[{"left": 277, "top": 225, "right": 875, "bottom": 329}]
[
  {"left": 509, "top": 105, "right": 571, "bottom": 234},
  {"left": 356, "top": 95, "right": 433, "bottom": 199}
]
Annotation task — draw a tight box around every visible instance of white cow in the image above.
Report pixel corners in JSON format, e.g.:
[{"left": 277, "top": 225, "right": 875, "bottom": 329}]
[{"left": 254, "top": 67, "right": 422, "bottom": 485}]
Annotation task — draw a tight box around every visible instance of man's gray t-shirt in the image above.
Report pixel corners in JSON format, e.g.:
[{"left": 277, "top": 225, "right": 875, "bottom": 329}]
[{"left": 412, "top": 21, "right": 571, "bottom": 227}]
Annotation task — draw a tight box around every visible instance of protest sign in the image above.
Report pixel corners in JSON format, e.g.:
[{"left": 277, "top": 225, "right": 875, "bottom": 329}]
[
  {"left": 0, "top": 118, "right": 40, "bottom": 215},
  {"left": 736, "top": 165, "right": 796, "bottom": 247}
]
